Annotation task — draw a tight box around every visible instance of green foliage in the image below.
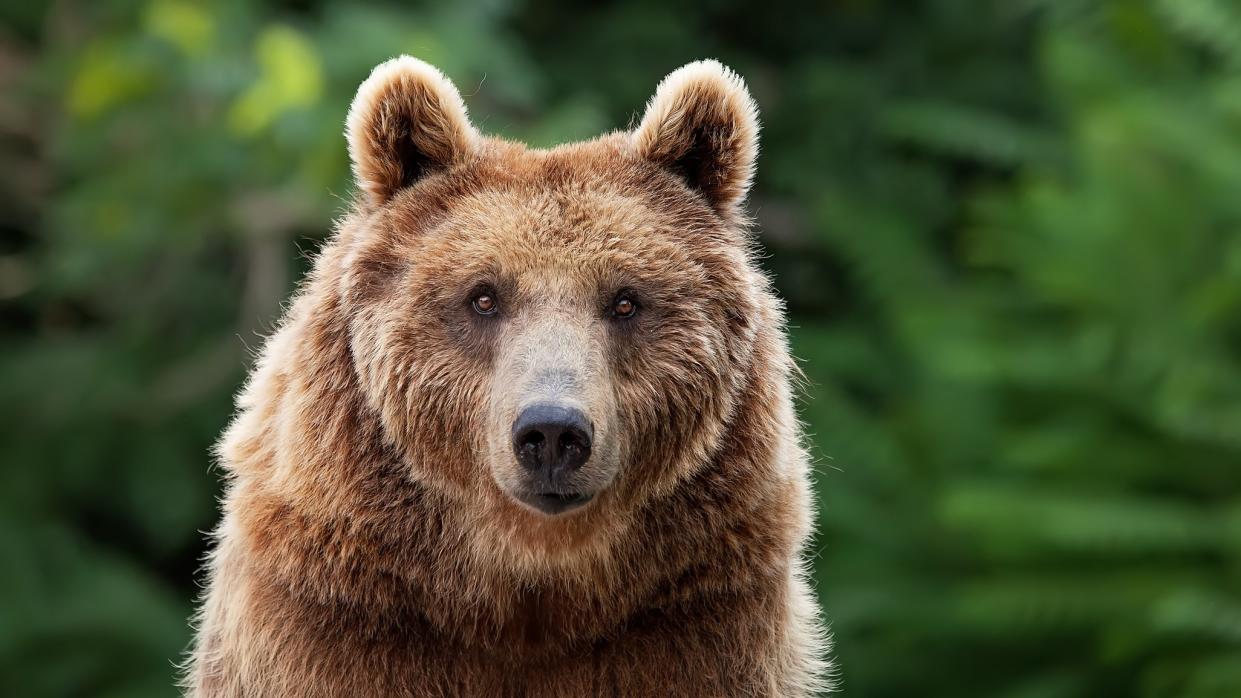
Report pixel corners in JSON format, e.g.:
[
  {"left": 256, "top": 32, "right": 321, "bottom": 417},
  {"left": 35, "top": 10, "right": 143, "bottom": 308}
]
[{"left": 2, "top": 0, "right": 1238, "bottom": 695}]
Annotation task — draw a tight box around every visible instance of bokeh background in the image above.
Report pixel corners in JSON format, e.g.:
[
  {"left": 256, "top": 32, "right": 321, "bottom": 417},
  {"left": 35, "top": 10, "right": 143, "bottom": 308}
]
[{"left": 4, "top": 0, "right": 1241, "bottom": 695}]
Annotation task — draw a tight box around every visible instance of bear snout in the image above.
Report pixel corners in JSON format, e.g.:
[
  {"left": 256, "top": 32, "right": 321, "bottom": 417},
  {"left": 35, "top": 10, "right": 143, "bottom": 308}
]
[
  {"left": 510, "top": 403, "right": 596, "bottom": 514},
  {"left": 512, "top": 403, "right": 593, "bottom": 474}
]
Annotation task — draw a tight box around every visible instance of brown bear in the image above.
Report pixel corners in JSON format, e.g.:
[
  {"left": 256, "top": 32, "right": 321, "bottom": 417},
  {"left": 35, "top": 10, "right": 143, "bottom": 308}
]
[{"left": 184, "top": 56, "right": 829, "bottom": 697}]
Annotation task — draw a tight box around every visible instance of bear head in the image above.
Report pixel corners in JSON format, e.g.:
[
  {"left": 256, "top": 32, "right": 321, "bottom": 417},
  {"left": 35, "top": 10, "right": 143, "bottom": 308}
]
[{"left": 334, "top": 56, "right": 774, "bottom": 566}]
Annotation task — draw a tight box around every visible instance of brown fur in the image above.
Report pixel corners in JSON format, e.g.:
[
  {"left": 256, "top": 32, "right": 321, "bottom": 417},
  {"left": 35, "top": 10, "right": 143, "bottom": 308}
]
[{"left": 184, "top": 57, "right": 829, "bottom": 697}]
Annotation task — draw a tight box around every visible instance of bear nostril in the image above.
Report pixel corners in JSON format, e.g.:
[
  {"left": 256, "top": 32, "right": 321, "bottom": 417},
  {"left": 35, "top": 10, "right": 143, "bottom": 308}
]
[
  {"left": 519, "top": 430, "right": 545, "bottom": 450},
  {"left": 558, "top": 431, "right": 590, "bottom": 470},
  {"left": 516, "top": 430, "right": 545, "bottom": 467}
]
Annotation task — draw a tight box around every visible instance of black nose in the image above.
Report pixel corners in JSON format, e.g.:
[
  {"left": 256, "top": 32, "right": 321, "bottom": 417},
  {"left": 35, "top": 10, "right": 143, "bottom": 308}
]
[{"left": 512, "top": 404, "right": 593, "bottom": 477}]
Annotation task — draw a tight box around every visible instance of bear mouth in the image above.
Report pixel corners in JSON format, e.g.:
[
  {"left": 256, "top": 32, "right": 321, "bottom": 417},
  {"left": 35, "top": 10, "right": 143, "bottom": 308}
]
[{"left": 516, "top": 491, "right": 594, "bottom": 516}]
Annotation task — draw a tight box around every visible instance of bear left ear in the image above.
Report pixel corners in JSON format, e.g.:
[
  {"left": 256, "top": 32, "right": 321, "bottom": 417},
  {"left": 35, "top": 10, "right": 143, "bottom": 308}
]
[
  {"left": 346, "top": 56, "right": 480, "bottom": 206},
  {"left": 632, "top": 60, "right": 760, "bottom": 216}
]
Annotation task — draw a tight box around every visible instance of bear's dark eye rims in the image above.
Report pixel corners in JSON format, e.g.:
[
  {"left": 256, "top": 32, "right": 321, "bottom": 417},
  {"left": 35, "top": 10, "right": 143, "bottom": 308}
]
[
  {"left": 471, "top": 291, "right": 498, "bottom": 316},
  {"left": 611, "top": 294, "right": 638, "bottom": 319}
]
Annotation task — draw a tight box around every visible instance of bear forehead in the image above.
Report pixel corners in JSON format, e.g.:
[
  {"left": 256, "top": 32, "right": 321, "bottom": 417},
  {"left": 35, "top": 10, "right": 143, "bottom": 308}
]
[
  {"left": 382, "top": 138, "right": 735, "bottom": 283},
  {"left": 443, "top": 185, "right": 684, "bottom": 254},
  {"left": 414, "top": 189, "right": 711, "bottom": 297}
]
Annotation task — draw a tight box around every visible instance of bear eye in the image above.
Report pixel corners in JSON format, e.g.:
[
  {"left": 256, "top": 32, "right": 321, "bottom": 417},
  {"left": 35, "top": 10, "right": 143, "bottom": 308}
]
[
  {"left": 471, "top": 291, "right": 498, "bottom": 315},
  {"left": 611, "top": 295, "right": 638, "bottom": 319}
]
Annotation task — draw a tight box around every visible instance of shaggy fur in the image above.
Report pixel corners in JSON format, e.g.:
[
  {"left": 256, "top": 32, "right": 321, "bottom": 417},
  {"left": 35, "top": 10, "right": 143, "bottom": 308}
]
[{"left": 184, "top": 56, "right": 830, "bottom": 697}]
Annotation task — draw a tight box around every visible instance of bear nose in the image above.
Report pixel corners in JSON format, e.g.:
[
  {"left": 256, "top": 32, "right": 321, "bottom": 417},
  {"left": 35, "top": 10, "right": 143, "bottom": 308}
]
[{"left": 512, "top": 404, "right": 593, "bottom": 477}]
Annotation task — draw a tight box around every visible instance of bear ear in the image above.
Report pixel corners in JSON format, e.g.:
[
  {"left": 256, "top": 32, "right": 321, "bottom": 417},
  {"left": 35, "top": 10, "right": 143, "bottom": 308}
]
[
  {"left": 346, "top": 56, "right": 479, "bottom": 206},
  {"left": 632, "top": 60, "right": 760, "bottom": 216}
]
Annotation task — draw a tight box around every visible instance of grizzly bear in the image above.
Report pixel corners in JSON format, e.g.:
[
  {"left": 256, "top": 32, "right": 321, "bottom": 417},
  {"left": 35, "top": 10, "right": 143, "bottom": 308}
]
[{"left": 184, "top": 56, "right": 829, "bottom": 697}]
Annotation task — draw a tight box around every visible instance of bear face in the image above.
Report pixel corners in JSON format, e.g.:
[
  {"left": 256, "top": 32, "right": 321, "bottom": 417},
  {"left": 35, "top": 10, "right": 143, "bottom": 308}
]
[{"left": 337, "top": 58, "right": 769, "bottom": 562}]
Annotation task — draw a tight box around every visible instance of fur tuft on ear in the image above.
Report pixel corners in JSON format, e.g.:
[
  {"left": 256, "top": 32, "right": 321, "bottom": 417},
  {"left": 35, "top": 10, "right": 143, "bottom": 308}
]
[
  {"left": 346, "top": 56, "right": 479, "bottom": 206},
  {"left": 632, "top": 60, "right": 760, "bottom": 216}
]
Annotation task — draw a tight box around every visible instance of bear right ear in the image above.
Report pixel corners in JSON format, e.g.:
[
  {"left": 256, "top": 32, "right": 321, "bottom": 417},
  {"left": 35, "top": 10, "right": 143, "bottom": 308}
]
[
  {"left": 346, "top": 56, "right": 479, "bottom": 206},
  {"left": 632, "top": 60, "right": 759, "bottom": 217}
]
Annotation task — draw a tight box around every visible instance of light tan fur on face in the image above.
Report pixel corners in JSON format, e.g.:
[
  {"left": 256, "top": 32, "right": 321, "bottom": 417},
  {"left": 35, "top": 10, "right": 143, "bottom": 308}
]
[{"left": 185, "top": 55, "right": 831, "bottom": 697}]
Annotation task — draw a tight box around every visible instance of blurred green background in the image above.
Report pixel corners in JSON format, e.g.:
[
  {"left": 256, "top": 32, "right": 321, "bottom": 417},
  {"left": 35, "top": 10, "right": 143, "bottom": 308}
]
[{"left": 3, "top": 0, "right": 1241, "bottom": 695}]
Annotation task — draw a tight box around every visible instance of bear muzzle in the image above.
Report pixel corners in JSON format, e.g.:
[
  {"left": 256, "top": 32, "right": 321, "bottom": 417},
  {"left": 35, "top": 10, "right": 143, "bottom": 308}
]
[{"left": 510, "top": 402, "right": 596, "bottom": 515}]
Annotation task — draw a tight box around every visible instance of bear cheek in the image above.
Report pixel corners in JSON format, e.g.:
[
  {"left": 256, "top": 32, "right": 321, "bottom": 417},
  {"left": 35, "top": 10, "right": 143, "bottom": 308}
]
[
  {"left": 346, "top": 295, "right": 492, "bottom": 494},
  {"left": 611, "top": 327, "right": 726, "bottom": 489},
  {"left": 404, "top": 351, "right": 495, "bottom": 493}
]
